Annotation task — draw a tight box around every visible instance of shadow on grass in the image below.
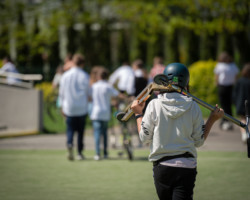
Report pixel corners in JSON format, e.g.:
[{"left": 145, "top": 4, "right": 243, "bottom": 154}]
[
  {"left": 70, "top": 155, "right": 148, "bottom": 162},
  {"left": 42, "top": 127, "right": 58, "bottom": 134}
]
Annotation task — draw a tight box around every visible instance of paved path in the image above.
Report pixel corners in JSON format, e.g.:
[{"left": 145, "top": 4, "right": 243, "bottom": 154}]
[{"left": 0, "top": 121, "right": 248, "bottom": 153}]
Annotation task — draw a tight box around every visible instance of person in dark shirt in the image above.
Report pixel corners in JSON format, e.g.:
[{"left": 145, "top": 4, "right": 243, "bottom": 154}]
[
  {"left": 132, "top": 59, "right": 148, "bottom": 97},
  {"left": 233, "top": 63, "right": 250, "bottom": 143}
]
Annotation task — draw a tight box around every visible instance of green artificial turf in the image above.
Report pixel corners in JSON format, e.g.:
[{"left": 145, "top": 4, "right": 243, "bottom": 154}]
[
  {"left": 195, "top": 152, "right": 250, "bottom": 200},
  {"left": 0, "top": 150, "right": 249, "bottom": 200}
]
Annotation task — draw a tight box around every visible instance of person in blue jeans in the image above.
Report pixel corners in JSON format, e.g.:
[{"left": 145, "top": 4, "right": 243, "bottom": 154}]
[
  {"left": 66, "top": 115, "right": 87, "bottom": 158},
  {"left": 59, "top": 53, "right": 90, "bottom": 161},
  {"left": 92, "top": 120, "right": 108, "bottom": 160},
  {"left": 90, "top": 67, "right": 119, "bottom": 160}
]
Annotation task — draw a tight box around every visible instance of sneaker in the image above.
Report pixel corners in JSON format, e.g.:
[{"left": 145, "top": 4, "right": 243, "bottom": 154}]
[
  {"left": 118, "top": 151, "right": 124, "bottom": 157},
  {"left": 103, "top": 155, "right": 108, "bottom": 159},
  {"left": 222, "top": 122, "right": 231, "bottom": 131},
  {"left": 76, "top": 154, "right": 85, "bottom": 161},
  {"left": 94, "top": 155, "right": 101, "bottom": 161},
  {"left": 67, "top": 147, "right": 74, "bottom": 161},
  {"left": 241, "top": 132, "right": 248, "bottom": 144}
]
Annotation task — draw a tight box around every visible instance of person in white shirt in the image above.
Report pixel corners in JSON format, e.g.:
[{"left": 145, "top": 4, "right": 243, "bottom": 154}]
[
  {"left": 90, "top": 67, "right": 119, "bottom": 160},
  {"left": 108, "top": 62, "right": 135, "bottom": 96},
  {"left": 59, "top": 53, "right": 90, "bottom": 161},
  {"left": 131, "top": 63, "right": 224, "bottom": 200},
  {"left": 0, "top": 56, "right": 20, "bottom": 84},
  {"left": 52, "top": 65, "right": 64, "bottom": 108},
  {"left": 214, "top": 52, "right": 239, "bottom": 130}
]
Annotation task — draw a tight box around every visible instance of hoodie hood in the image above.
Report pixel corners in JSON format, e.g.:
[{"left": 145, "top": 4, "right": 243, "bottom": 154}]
[{"left": 157, "top": 92, "right": 193, "bottom": 119}]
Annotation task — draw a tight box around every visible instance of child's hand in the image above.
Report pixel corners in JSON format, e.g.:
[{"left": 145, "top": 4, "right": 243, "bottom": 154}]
[
  {"left": 203, "top": 105, "right": 224, "bottom": 140},
  {"left": 131, "top": 100, "right": 145, "bottom": 115},
  {"left": 210, "top": 104, "right": 224, "bottom": 121}
]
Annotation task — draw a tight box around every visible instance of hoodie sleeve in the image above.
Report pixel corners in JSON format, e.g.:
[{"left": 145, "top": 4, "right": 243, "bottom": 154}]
[
  {"left": 139, "top": 101, "right": 156, "bottom": 144},
  {"left": 191, "top": 102, "right": 205, "bottom": 147}
]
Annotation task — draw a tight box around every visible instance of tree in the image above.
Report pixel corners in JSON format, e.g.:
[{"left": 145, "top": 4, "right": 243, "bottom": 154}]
[{"left": 0, "top": 0, "right": 249, "bottom": 78}]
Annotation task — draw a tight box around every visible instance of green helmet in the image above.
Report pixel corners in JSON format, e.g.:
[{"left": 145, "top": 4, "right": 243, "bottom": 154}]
[{"left": 163, "top": 63, "right": 189, "bottom": 89}]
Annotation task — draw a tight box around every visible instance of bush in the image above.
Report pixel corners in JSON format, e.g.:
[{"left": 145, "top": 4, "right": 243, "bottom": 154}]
[
  {"left": 189, "top": 60, "right": 218, "bottom": 105},
  {"left": 35, "top": 82, "right": 65, "bottom": 133},
  {"left": 35, "top": 82, "right": 56, "bottom": 102}
]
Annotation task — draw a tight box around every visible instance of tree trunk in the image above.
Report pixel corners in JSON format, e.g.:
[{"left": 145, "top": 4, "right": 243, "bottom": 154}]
[
  {"left": 200, "top": 31, "right": 217, "bottom": 60},
  {"left": 166, "top": 29, "right": 180, "bottom": 63},
  {"left": 185, "top": 30, "right": 200, "bottom": 65},
  {"left": 233, "top": 31, "right": 250, "bottom": 67}
]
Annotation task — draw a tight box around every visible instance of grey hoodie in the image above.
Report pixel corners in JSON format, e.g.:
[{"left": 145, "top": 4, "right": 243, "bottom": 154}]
[{"left": 139, "top": 92, "right": 204, "bottom": 162}]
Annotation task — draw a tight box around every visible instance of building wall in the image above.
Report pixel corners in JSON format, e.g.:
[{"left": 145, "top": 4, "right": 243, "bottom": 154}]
[{"left": 0, "top": 84, "right": 43, "bottom": 133}]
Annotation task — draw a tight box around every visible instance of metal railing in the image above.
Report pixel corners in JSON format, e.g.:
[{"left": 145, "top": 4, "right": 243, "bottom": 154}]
[{"left": 0, "top": 71, "right": 43, "bottom": 88}]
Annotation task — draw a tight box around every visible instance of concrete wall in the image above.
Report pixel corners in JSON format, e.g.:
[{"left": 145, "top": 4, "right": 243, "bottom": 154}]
[{"left": 0, "top": 84, "right": 43, "bottom": 133}]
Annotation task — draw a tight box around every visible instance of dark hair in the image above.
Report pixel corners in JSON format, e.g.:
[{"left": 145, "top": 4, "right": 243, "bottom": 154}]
[
  {"left": 121, "top": 61, "right": 129, "bottom": 66},
  {"left": 90, "top": 66, "right": 104, "bottom": 85},
  {"left": 100, "top": 68, "right": 109, "bottom": 80},
  {"left": 73, "top": 53, "right": 85, "bottom": 66},
  {"left": 241, "top": 63, "right": 250, "bottom": 79},
  {"left": 218, "top": 52, "right": 232, "bottom": 63},
  {"left": 66, "top": 53, "right": 73, "bottom": 60},
  {"left": 3, "top": 55, "right": 12, "bottom": 62},
  {"left": 153, "top": 56, "right": 164, "bottom": 65},
  {"left": 132, "top": 59, "right": 144, "bottom": 69}
]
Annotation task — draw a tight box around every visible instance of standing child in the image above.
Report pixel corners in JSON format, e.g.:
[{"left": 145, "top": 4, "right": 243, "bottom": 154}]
[
  {"left": 131, "top": 63, "right": 224, "bottom": 200},
  {"left": 90, "top": 67, "right": 119, "bottom": 160}
]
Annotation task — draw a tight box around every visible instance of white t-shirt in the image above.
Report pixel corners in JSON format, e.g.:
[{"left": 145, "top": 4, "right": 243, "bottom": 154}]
[
  {"left": 109, "top": 65, "right": 135, "bottom": 95},
  {"left": 59, "top": 67, "right": 90, "bottom": 116},
  {"left": 214, "top": 62, "right": 239, "bottom": 86},
  {"left": 90, "top": 80, "right": 119, "bottom": 121}
]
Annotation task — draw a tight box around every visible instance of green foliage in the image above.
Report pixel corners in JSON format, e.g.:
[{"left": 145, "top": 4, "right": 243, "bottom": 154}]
[
  {"left": 189, "top": 60, "right": 218, "bottom": 105},
  {"left": 0, "top": 25, "right": 9, "bottom": 57},
  {"left": 43, "top": 102, "right": 66, "bottom": 133},
  {"left": 35, "top": 82, "right": 64, "bottom": 133},
  {"left": 35, "top": 82, "right": 55, "bottom": 102},
  {"left": 0, "top": 0, "right": 249, "bottom": 73}
]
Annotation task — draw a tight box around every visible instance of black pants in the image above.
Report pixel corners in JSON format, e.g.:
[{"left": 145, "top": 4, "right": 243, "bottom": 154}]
[
  {"left": 218, "top": 85, "right": 233, "bottom": 123},
  {"left": 153, "top": 165, "right": 197, "bottom": 200}
]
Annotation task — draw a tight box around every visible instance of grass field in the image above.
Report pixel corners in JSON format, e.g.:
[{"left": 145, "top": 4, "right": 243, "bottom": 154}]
[{"left": 0, "top": 149, "right": 249, "bottom": 200}]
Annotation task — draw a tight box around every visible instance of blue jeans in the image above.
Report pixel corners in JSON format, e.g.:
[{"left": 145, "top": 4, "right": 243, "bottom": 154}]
[
  {"left": 66, "top": 115, "right": 87, "bottom": 155},
  {"left": 92, "top": 120, "right": 108, "bottom": 156}
]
